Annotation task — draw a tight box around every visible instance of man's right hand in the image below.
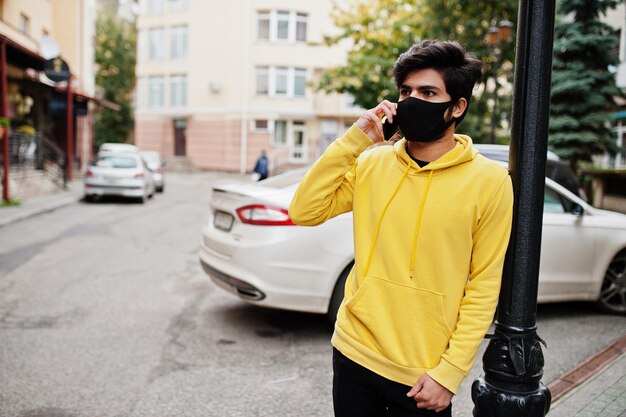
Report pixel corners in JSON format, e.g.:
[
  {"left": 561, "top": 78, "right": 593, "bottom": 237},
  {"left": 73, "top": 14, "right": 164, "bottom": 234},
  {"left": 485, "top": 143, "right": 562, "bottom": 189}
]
[{"left": 355, "top": 100, "right": 397, "bottom": 143}]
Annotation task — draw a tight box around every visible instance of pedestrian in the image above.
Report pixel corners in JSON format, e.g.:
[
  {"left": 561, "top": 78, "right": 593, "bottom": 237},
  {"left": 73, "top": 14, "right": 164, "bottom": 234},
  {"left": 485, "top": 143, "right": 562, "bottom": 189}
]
[
  {"left": 253, "top": 149, "right": 269, "bottom": 181},
  {"left": 288, "top": 40, "right": 514, "bottom": 416}
]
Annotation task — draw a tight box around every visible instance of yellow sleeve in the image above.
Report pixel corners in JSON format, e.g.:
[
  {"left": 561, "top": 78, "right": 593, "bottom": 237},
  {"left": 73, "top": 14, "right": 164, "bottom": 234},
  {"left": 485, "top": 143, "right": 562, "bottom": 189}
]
[
  {"left": 427, "top": 174, "right": 514, "bottom": 394},
  {"left": 288, "top": 124, "right": 374, "bottom": 226}
]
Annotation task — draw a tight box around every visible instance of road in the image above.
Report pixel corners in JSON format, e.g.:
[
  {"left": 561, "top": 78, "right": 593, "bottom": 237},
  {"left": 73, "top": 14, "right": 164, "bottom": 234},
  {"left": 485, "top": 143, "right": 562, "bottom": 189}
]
[{"left": 0, "top": 172, "right": 624, "bottom": 417}]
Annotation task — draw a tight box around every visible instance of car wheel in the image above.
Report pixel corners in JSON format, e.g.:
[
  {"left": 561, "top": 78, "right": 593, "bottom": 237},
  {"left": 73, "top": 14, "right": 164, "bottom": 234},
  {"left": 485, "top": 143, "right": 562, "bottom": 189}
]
[
  {"left": 327, "top": 262, "right": 354, "bottom": 324},
  {"left": 84, "top": 194, "right": 94, "bottom": 203},
  {"left": 137, "top": 194, "right": 146, "bottom": 204},
  {"left": 157, "top": 185, "right": 164, "bottom": 193},
  {"left": 596, "top": 250, "right": 626, "bottom": 315}
]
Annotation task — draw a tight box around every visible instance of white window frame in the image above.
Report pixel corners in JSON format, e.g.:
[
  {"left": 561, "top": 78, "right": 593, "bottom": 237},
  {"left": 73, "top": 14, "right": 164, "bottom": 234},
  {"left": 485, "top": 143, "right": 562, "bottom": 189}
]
[
  {"left": 256, "top": 11, "right": 271, "bottom": 40},
  {"left": 270, "top": 120, "right": 307, "bottom": 162},
  {"left": 148, "top": 27, "right": 166, "bottom": 61},
  {"left": 256, "top": 10, "right": 308, "bottom": 43},
  {"left": 170, "top": 25, "right": 188, "bottom": 60},
  {"left": 255, "top": 66, "right": 307, "bottom": 98},
  {"left": 272, "top": 120, "right": 288, "bottom": 146},
  {"left": 170, "top": 74, "right": 187, "bottom": 107},
  {"left": 293, "top": 67, "right": 307, "bottom": 97},
  {"left": 290, "top": 121, "right": 307, "bottom": 162},
  {"left": 255, "top": 66, "right": 270, "bottom": 95},
  {"left": 148, "top": 76, "right": 165, "bottom": 108}
]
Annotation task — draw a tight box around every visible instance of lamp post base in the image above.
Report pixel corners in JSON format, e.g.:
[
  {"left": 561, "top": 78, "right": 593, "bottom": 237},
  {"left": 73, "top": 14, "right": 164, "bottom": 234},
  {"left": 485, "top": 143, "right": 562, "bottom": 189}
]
[{"left": 472, "top": 377, "right": 551, "bottom": 417}]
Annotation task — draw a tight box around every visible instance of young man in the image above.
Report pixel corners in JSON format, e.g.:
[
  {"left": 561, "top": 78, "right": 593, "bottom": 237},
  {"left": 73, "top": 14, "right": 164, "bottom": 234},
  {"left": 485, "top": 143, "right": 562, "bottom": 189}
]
[{"left": 289, "top": 40, "right": 514, "bottom": 416}]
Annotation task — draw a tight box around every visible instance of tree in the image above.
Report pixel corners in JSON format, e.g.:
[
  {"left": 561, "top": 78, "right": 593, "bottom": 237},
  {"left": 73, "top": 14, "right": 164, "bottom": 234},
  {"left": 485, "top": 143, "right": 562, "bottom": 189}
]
[
  {"left": 549, "top": 0, "right": 622, "bottom": 169},
  {"left": 94, "top": 13, "right": 136, "bottom": 146},
  {"left": 317, "top": 0, "right": 518, "bottom": 143}
]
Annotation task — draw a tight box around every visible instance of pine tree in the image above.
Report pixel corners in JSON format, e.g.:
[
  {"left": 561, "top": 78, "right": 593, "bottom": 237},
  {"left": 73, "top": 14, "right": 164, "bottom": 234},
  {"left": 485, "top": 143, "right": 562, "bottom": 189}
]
[{"left": 549, "top": 0, "right": 622, "bottom": 169}]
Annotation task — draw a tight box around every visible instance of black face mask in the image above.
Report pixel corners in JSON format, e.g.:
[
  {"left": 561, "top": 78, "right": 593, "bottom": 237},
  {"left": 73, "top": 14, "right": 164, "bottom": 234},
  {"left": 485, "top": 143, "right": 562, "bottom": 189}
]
[{"left": 383, "top": 97, "right": 456, "bottom": 142}]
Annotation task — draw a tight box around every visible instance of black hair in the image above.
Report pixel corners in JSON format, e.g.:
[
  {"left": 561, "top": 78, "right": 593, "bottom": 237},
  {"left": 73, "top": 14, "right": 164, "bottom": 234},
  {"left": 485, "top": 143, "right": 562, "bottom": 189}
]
[{"left": 392, "top": 40, "right": 482, "bottom": 125}]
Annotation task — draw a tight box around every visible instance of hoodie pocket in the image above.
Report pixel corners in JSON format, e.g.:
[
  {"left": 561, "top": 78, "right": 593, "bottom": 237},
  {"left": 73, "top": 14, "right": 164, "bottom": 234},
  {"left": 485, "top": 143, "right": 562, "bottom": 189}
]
[{"left": 345, "top": 276, "right": 452, "bottom": 369}]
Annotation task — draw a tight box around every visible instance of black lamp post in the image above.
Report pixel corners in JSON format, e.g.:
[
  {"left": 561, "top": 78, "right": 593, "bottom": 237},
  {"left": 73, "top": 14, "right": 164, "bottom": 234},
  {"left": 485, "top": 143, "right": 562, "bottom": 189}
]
[
  {"left": 471, "top": 0, "right": 555, "bottom": 416},
  {"left": 486, "top": 19, "right": 513, "bottom": 144}
]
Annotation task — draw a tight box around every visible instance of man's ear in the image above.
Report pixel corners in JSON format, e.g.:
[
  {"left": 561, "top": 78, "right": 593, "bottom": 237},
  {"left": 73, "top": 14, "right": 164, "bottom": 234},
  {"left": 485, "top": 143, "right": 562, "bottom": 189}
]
[{"left": 451, "top": 98, "right": 467, "bottom": 119}]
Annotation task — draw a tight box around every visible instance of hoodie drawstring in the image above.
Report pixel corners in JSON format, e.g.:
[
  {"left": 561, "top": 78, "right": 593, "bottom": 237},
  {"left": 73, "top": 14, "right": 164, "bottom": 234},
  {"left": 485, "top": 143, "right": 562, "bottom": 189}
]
[
  {"left": 361, "top": 162, "right": 411, "bottom": 280},
  {"left": 409, "top": 170, "right": 433, "bottom": 279}
]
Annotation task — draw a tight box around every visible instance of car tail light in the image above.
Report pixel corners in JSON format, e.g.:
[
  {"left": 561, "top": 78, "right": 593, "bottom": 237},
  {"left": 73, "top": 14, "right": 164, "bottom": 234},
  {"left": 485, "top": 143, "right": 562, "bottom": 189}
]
[
  {"left": 235, "top": 205, "right": 295, "bottom": 226},
  {"left": 134, "top": 172, "right": 144, "bottom": 178},
  {"left": 86, "top": 169, "right": 94, "bottom": 177}
]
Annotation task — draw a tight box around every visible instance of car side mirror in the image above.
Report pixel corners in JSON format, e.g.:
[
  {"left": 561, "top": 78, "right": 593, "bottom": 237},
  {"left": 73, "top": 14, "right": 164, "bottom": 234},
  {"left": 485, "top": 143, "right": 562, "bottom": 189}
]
[{"left": 572, "top": 204, "right": 584, "bottom": 217}]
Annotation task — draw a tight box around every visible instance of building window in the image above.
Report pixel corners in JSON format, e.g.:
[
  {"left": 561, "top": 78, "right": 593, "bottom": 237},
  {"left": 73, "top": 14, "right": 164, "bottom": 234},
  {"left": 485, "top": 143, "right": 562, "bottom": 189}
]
[
  {"left": 148, "top": 27, "right": 166, "bottom": 60},
  {"left": 254, "top": 120, "right": 269, "bottom": 131},
  {"left": 274, "top": 67, "right": 289, "bottom": 95},
  {"left": 276, "top": 11, "right": 290, "bottom": 40},
  {"left": 170, "top": 75, "right": 187, "bottom": 107},
  {"left": 170, "top": 25, "right": 188, "bottom": 59},
  {"left": 19, "top": 13, "right": 30, "bottom": 35},
  {"left": 256, "top": 10, "right": 308, "bottom": 43},
  {"left": 255, "top": 66, "right": 269, "bottom": 95},
  {"left": 257, "top": 11, "right": 270, "bottom": 40},
  {"left": 168, "top": 0, "right": 188, "bottom": 12},
  {"left": 296, "top": 13, "right": 308, "bottom": 42},
  {"left": 147, "top": 0, "right": 165, "bottom": 14},
  {"left": 148, "top": 76, "right": 165, "bottom": 108},
  {"left": 291, "top": 121, "right": 306, "bottom": 161},
  {"left": 255, "top": 66, "right": 307, "bottom": 97},
  {"left": 273, "top": 120, "right": 287, "bottom": 145},
  {"left": 294, "top": 68, "right": 307, "bottom": 97}
]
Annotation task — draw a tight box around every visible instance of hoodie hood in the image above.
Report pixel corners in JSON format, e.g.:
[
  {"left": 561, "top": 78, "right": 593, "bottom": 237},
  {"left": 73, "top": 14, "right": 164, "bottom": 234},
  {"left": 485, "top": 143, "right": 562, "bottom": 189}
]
[{"left": 393, "top": 134, "right": 477, "bottom": 172}]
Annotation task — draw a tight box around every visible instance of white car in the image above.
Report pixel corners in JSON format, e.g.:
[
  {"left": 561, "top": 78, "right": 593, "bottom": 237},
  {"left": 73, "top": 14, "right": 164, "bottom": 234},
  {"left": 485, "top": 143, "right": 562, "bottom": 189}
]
[
  {"left": 140, "top": 151, "right": 165, "bottom": 192},
  {"left": 84, "top": 152, "right": 155, "bottom": 203},
  {"left": 199, "top": 166, "right": 626, "bottom": 321},
  {"left": 98, "top": 143, "right": 140, "bottom": 154}
]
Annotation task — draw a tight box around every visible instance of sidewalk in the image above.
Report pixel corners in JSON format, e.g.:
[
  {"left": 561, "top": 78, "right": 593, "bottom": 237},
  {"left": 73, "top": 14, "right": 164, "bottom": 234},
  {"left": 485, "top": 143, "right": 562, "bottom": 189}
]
[
  {"left": 0, "top": 180, "right": 83, "bottom": 228},
  {"left": 548, "top": 335, "right": 626, "bottom": 417}
]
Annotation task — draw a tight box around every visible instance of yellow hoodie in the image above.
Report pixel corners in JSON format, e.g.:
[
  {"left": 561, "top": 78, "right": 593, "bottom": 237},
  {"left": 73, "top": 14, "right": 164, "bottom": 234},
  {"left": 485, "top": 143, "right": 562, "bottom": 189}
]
[{"left": 289, "top": 125, "right": 513, "bottom": 395}]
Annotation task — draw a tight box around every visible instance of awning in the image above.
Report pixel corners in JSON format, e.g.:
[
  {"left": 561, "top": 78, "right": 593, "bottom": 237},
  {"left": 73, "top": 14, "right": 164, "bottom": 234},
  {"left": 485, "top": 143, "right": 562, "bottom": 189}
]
[{"left": 0, "top": 34, "right": 120, "bottom": 111}]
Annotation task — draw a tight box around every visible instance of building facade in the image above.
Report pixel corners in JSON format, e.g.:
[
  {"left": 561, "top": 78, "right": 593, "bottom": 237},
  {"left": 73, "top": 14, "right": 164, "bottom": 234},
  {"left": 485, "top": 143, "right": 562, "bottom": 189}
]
[
  {"left": 135, "top": 0, "right": 362, "bottom": 174},
  {"left": 0, "top": 0, "right": 98, "bottom": 201}
]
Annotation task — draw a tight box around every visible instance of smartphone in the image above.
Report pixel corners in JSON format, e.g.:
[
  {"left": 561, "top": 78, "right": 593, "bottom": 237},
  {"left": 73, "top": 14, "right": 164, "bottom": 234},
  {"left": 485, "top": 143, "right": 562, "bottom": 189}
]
[{"left": 383, "top": 116, "right": 400, "bottom": 141}]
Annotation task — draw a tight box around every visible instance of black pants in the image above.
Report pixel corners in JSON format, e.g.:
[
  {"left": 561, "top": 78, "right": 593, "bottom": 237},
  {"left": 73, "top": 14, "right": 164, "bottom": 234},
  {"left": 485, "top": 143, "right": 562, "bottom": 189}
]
[{"left": 333, "top": 348, "right": 452, "bottom": 417}]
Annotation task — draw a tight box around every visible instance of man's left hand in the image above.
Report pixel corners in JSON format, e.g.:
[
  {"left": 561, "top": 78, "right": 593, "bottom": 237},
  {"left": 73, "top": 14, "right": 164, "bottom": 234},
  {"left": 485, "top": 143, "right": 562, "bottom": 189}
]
[{"left": 406, "top": 374, "right": 453, "bottom": 412}]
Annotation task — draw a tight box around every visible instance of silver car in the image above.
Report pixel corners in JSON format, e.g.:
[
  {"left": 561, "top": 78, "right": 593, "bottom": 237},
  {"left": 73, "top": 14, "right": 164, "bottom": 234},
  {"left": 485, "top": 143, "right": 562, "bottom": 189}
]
[
  {"left": 84, "top": 152, "right": 155, "bottom": 203},
  {"left": 140, "top": 151, "right": 165, "bottom": 192}
]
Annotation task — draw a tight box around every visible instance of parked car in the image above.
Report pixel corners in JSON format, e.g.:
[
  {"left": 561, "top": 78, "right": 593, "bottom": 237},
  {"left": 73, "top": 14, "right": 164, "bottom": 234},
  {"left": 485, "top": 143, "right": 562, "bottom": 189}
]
[
  {"left": 474, "top": 144, "right": 587, "bottom": 200},
  {"left": 98, "top": 143, "right": 139, "bottom": 155},
  {"left": 84, "top": 152, "right": 155, "bottom": 203},
  {"left": 199, "top": 160, "right": 626, "bottom": 322},
  {"left": 140, "top": 151, "right": 165, "bottom": 192}
]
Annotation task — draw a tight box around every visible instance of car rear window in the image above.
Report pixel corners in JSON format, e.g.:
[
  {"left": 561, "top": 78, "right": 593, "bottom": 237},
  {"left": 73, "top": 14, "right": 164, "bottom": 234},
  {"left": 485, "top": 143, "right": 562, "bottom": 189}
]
[{"left": 95, "top": 156, "right": 138, "bottom": 168}]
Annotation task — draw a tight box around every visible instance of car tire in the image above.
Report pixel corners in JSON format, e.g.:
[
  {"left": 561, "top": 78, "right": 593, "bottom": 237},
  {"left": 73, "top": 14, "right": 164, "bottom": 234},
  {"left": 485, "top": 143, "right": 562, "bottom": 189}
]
[
  {"left": 84, "top": 194, "right": 94, "bottom": 203},
  {"left": 157, "top": 186, "right": 164, "bottom": 193},
  {"left": 327, "top": 262, "right": 354, "bottom": 325},
  {"left": 596, "top": 250, "right": 626, "bottom": 315},
  {"left": 136, "top": 194, "right": 146, "bottom": 204}
]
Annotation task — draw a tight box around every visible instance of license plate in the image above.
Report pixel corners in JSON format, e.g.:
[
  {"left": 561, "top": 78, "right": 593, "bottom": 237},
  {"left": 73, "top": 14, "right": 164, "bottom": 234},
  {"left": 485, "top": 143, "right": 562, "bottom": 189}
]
[{"left": 214, "top": 211, "right": 234, "bottom": 232}]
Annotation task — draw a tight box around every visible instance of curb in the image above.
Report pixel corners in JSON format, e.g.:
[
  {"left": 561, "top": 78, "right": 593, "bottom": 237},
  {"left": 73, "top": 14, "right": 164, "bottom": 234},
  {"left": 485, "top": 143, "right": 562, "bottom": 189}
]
[
  {"left": 0, "top": 188, "right": 83, "bottom": 228},
  {"left": 548, "top": 334, "right": 626, "bottom": 404}
]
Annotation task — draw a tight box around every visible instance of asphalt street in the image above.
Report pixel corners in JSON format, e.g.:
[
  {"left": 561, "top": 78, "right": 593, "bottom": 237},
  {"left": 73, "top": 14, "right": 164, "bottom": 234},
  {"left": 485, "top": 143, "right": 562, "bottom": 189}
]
[{"left": 0, "top": 172, "right": 624, "bottom": 417}]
